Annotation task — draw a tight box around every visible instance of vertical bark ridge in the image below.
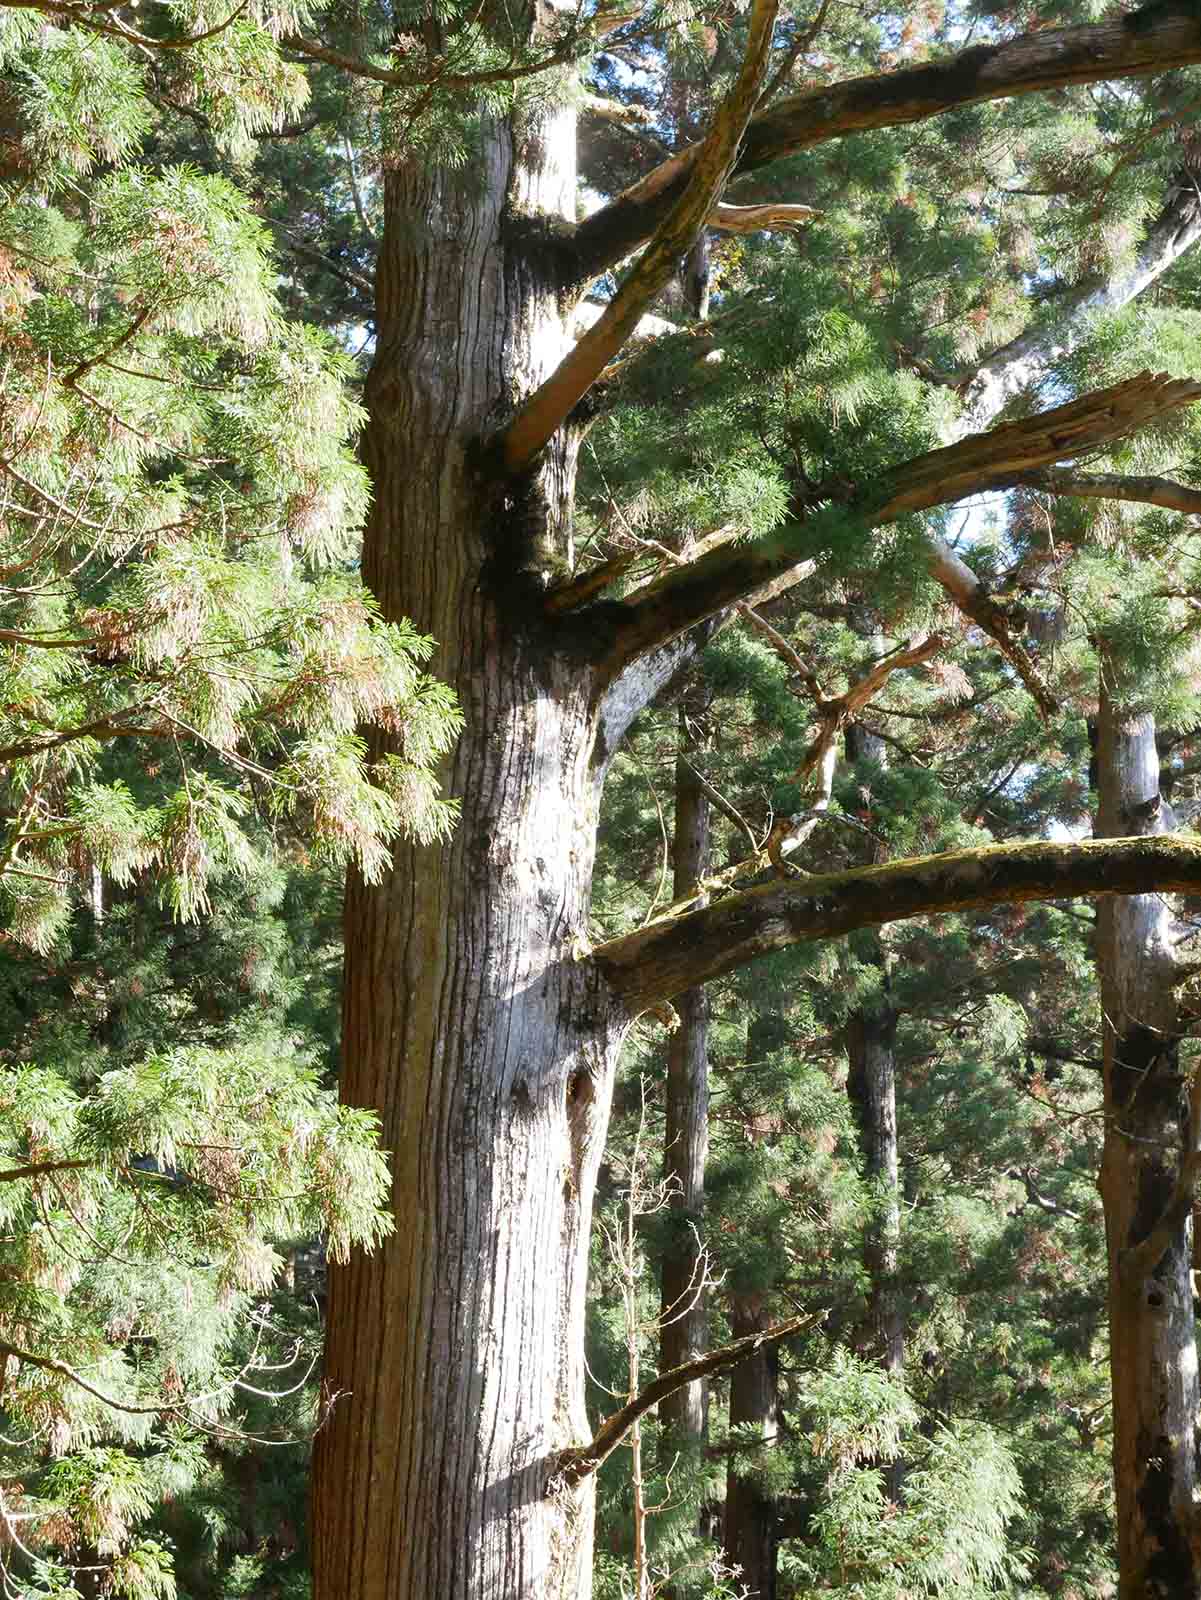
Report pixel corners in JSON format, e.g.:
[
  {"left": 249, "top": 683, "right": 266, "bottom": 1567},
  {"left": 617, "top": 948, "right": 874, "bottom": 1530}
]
[{"left": 312, "top": 99, "right": 624, "bottom": 1599}]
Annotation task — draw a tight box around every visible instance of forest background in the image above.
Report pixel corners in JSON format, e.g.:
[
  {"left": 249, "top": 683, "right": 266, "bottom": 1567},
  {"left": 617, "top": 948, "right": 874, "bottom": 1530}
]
[{"left": 4, "top": 0, "right": 1201, "bottom": 1596}]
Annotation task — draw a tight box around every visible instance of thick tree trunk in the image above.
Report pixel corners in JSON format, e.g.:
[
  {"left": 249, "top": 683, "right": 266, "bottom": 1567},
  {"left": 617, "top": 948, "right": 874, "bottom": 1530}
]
[
  {"left": 310, "top": 105, "right": 626, "bottom": 1600},
  {"left": 659, "top": 705, "right": 711, "bottom": 1444},
  {"left": 723, "top": 1295, "right": 779, "bottom": 1600},
  {"left": 1095, "top": 681, "right": 1201, "bottom": 1599}
]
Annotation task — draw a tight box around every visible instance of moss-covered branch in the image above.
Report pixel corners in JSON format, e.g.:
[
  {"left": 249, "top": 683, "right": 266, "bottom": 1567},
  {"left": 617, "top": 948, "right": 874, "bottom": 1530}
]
[
  {"left": 573, "top": 0, "right": 1201, "bottom": 277},
  {"left": 593, "top": 834, "right": 1201, "bottom": 1013}
]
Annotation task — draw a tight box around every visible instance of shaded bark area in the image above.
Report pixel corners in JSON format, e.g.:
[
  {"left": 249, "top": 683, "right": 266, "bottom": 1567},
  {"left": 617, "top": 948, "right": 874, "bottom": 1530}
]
[
  {"left": 846, "top": 991, "right": 901, "bottom": 1374},
  {"left": 1095, "top": 685, "right": 1201, "bottom": 1599},
  {"left": 723, "top": 1295, "right": 780, "bottom": 1600},
  {"left": 659, "top": 706, "right": 711, "bottom": 1443}
]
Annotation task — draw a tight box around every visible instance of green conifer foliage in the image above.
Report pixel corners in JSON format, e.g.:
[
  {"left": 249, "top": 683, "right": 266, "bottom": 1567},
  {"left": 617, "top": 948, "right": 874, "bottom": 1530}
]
[
  {"left": 0, "top": 18, "right": 461, "bottom": 950},
  {"left": 0, "top": 850, "right": 367, "bottom": 1597}
]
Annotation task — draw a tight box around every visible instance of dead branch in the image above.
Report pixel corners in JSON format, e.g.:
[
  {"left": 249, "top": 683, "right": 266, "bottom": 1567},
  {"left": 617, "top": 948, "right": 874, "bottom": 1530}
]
[{"left": 555, "top": 1310, "right": 825, "bottom": 1486}]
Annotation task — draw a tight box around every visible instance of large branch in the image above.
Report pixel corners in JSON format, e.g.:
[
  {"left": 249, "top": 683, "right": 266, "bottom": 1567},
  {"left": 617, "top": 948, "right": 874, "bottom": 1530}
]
[
  {"left": 1014, "top": 467, "right": 1201, "bottom": 517},
  {"left": 873, "top": 371, "right": 1201, "bottom": 517},
  {"left": 572, "top": 0, "right": 1201, "bottom": 278},
  {"left": 585, "top": 373, "right": 1201, "bottom": 691},
  {"left": 555, "top": 1311, "right": 823, "bottom": 1486},
  {"left": 593, "top": 833, "right": 1201, "bottom": 1014},
  {"left": 501, "top": 0, "right": 780, "bottom": 472}
]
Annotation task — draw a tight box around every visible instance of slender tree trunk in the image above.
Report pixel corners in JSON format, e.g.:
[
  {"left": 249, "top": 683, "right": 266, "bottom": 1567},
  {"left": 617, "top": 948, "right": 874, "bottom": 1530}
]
[
  {"left": 1095, "top": 676, "right": 1201, "bottom": 1599},
  {"left": 843, "top": 723, "right": 904, "bottom": 1386},
  {"left": 310, "top": 103, "right": 627, "bottom": 1600},
  {"left": 846, "top": 992, "right": 901, "bottom": 1374},
  {"left": 723, "top": 1294, "right": 779, "bottom": 1600},
  {"left": 660, "top": 702, "right": 711, "bottom": 1443}
]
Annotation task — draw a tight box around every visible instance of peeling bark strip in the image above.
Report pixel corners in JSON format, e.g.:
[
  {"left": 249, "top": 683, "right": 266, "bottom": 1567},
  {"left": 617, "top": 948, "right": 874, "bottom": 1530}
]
[
  {"left": 310, "top": 96, "right": 617, "bottom": 1600},
  {"left": 573, "top": 0, "right": 1201, "bottom": 275},
  {"left": 594, "top": 834, "right": 1201, "bottom": 1013}
]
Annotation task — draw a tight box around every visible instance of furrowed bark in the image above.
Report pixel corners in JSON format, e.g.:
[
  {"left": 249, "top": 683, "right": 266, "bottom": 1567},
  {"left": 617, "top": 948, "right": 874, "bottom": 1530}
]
[
  {"left": 592, "top": 834, "right": 1201, "bottom": 1015},
  {"left": 1095, "top": 683, "right": 1201, "bottom": 1599},
  {"left": 572, "top": 1, "right": 1201, "bottom": 278},
  {"left": 310, "top": 89, "right": 623, "bottom": 1600}
]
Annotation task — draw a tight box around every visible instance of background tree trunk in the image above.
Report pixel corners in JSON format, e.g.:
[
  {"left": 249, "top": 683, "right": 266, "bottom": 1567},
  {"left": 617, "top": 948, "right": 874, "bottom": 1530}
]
[
  {"left": 844, "top": 722, "right": 904, "bottom": 1386},
  {"left": 723, "top": 1294, "right": 780, "bottom": 1600},
  {"left": 1095, "top": 675, "right": 1201, "bottom": 1599},
  {"left": 660, "top": 700, "right": 712, "bottom": 1444}
]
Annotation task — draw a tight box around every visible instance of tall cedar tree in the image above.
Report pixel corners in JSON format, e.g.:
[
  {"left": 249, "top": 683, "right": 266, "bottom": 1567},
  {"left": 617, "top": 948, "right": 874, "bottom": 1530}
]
[{"left": 15, "top": 2, "right": 1201, "bottom": 1597}]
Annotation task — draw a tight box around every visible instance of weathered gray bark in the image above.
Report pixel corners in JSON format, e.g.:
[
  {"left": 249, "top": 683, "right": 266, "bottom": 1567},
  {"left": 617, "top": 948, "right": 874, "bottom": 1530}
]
[
  {"left": 310, "top": 105, "right": 626, "bottom": 1599},
  {"left": 724, "top": 1295, "right": 780, "bottom": 1600},
  {"left": 1095, "top": 678, "right": 1201, "bottom": 1599},
  {"left": 659, "top": 704, "right": 711, "bottom": 1443}
]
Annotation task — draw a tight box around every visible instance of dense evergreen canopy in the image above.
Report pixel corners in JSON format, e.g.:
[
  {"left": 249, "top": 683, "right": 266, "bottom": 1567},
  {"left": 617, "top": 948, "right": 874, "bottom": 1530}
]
[{"left": 5, "top": 0, "right": 1201, "bottom": 1597}]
